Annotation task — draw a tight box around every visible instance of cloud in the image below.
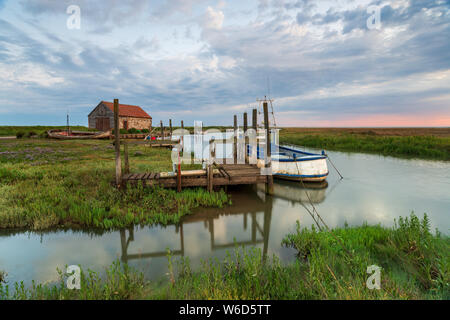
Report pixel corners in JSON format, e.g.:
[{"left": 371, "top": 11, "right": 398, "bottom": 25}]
[
  {"left": 0, "top": 0, "right": 448, "bottom": 126},
  {"left": 203, "top": 6, "right": 224, "bottom": 30},
  {"left": 20, "top": 0, "right": 152, "bottom": 32}
]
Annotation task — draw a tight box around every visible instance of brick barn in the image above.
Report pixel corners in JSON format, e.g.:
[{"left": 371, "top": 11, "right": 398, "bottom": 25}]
[{"left": 88, "top": 101, "right": 152, "bottom": 131}]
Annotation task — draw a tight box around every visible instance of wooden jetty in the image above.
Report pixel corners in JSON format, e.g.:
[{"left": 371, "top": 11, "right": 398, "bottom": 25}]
[
  {"left": 112, "top": 98, "right": 274, "bottom": 194},
  {"left": 121, "top": 164, "right": 268, "bottom": 189}
]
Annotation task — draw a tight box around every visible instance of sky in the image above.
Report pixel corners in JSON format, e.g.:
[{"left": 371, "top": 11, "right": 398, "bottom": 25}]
[{"left": 0, "top": 0, "right": 449, "bottom": 127}]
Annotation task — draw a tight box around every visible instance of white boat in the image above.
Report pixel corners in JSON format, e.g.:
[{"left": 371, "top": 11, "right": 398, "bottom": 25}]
[{"left": 250, "top": 144, "right": 329, "bottom": 182}]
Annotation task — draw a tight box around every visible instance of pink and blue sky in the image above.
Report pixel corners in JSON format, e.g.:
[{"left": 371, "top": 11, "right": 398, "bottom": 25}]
[{"left": 0, "top": 0, "right": 449, "bottom": 127}]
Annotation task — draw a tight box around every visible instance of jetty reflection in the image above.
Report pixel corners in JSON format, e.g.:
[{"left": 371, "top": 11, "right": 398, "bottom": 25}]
[{"left": 119, "top": 181, "right": 329, "bottom": 263}]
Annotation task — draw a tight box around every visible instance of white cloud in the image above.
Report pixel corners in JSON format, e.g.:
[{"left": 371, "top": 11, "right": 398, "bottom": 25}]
[
  {"left": 203, "top": 6, "right": 224, "bottom": 30},
  {"left": 0, "top": 62, "right": 65, "bottom": 87}
]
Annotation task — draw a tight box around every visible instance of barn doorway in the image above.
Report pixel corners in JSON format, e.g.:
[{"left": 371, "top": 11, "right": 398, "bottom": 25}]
[{"left": 96, "top": 117, "right": 110, "bottom": 131}]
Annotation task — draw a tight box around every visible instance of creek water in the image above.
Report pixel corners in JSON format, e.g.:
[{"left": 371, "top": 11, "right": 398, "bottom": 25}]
[{"left": 0, "top": 145, "right": 449, "bottom": 287}]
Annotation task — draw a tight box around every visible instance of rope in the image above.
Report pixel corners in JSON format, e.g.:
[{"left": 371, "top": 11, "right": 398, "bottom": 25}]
[
  {"left": 293, "top": 156, "right": 354, "bottom": 258},
  {"left": 293, "top": 158, "right": 329, "bottom": 231},
  {"left": 326, "top": 152, "right": 344, "bottom": 180}
]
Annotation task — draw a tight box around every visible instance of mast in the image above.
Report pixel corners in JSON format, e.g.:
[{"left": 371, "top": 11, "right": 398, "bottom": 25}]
[
  {"left": 66, "top": 110, "right": 70, "bottom": 136},
  {"left": 256, "top": 96, "right": 277, "bottom": 129}
]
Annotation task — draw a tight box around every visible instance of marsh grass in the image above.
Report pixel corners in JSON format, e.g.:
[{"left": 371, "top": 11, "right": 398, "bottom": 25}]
[
  {"left": 0, "top": 139, "right": 230, "bottom": 230},
  {"left": 0, "top": 126, "right": 94, "bottom": 137},
  {"left": 279, "top": 129, "right": 450, "bottom": 161},
  {"left": 1, "top": 214, "right": 448, "bottom": 300},
  {"left": 282, "top": 213, "right": 449, "bottom": 299}
]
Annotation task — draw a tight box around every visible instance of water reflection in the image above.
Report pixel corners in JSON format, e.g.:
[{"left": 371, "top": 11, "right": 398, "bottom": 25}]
[
  {"left": 119, "top": 181, "right": 331, "bottom": 265},
  {"left": 120, "top": 186, "right": 275, "bottom": 262}
]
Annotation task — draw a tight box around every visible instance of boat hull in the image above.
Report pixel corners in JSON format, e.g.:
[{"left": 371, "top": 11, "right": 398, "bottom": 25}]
[
  {"left": 251, "top": 144, "right": 329, "bottom": 183},
  {"left": 256, "top": 158, "right": 329, "bottom": 182},
  {"left": 48, "top": 130, "right": 111, "bottom": 140}
]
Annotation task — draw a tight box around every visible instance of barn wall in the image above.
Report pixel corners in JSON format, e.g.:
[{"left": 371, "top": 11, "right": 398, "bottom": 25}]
[
  {"left": 119, "top": 117, "right": 152, "bottom": 130},
  {"left": 88, "top": 104, "right": 114, "bottom": 129}
]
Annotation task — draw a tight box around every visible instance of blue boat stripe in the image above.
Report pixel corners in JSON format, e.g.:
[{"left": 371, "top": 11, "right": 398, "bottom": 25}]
[{"left": 275, "top": 172, "right": 329, "bottom": 178}]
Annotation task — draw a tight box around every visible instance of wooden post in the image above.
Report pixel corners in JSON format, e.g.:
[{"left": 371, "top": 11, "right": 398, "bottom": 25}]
[
  {"left": 251, "top": 108, "right": 258, "bottom": 165},
  {"left": 207, "top": 139, "right": 215, "bottom": 193},
  {"left": 177, "top": 153, "right": 182, "bottom": 193},
  {"left": 160, "top": 120, "right": 164, "bottom": 140},
  {"left": 169, "top": 119, "right": 173, "bottom": 139},
  {"left": 180, "top": 120, "right": 184, "bottom": 150},
  {"left": 243, "top": 112, "right": 248, "bottom": 164},
  {"left": 124, "top": 142, "right": 130, "bottom": 174},
  {"left": 207, "top": 165, "right": 214, "bottom": 193},
  {"left": 233, "top": 115, "right": 237, "bottom": 164},
  {"left": 263, "top": 102, "right": 273, "bottom": 195},
  {"left": 114, "top": 99, "right": 122, "bottom": 187}
]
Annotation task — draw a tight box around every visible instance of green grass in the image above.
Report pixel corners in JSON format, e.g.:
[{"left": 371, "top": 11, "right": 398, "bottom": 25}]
[
  {"left": 0, "top": 139, "right": 230, "bottom": 230},
  {"left": 1, "top": 214, "right": 448, "bottom": 300},
  {"left": 279, "top": 130, "right": 450, "bottom": 161},
  {"left": 0, "top": 126, "right": 94, "bottom": 137}
]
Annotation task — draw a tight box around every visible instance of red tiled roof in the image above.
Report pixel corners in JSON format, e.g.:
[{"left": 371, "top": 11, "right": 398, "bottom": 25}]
[{"left": 101, "top": 101, "right": 152, "bottom": 119}]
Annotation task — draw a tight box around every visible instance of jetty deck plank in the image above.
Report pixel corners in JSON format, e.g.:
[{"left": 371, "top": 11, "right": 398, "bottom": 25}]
[{"left": 122, "top": 164, "right": 266, "bottom": 189}]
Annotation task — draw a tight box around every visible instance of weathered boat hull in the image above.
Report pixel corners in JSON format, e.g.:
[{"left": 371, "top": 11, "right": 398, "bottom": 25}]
[{"left": 47, "top": 130, "right": 111, "bottom": 140}]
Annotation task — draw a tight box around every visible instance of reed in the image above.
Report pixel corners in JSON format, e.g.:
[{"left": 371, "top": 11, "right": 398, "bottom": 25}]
[
  {"left": 1, "top": 214, "right": 447, "bottom": 300},
  {"left": 279, "top": 129, "right": 450, "bottom": 161},
  {"left": 0, "top": 139, "right": 230, "bottom": 230}
]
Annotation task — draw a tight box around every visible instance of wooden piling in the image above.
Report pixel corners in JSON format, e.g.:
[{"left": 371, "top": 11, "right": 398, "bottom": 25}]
[
  {"left": 181, "top": 120, "right": 184, "bottom": 150},
  {"left": 252, "top": 109, "right": 257, "bottom": 130},
  {"left": 169, "top": 119, "right": 173, "bottom": 139},
  {"left": 114, "top": 99, "right": 122, "bottom": 187},
  {"left": 177, "top": 160, "right": 182, "bottom": 193},
  {"left": 160, "top": 120, "right": 164, "bottom": 140},
  {"left": 243, "top": 112, "right": 248, "bottom": 164},
  {"left": 124, "top": 142, "right": 130, "bottom": 174},
  {"left": 233, "top": 115, "right": 238, "bottom": 164},
  {"left": 263, "top": 102, "right": 274, "bottom": 195},
  {"left": 208, "top": 139, "right": 215, "bottom": 192}
]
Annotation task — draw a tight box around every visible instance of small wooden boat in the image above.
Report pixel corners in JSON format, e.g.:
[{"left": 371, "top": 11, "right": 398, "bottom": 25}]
[
  {"left": 250, "top": 144, "right": 329, "bottom": 182},
  {"left": 47, "top": 129, "right": 111, "bottom": 140}
]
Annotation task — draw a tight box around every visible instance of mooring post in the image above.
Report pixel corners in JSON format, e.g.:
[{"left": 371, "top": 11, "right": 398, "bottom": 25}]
[
  {"left": 233, "top": 115, "right": 238, "bottom": 164},
  {"left": 263, "top": 102, "right": 274, "bottom": 195},
  {"left": 114, "top": 99, "right": 122, "bottom": 187},
  {"left": 180, "top": 120, "right": 185, "bottom": 150},
  {"left": 169, "top": 119, "right": 173, "bottom": 139},
  {"left": 160, "top": 120, "right": 164, "bottom": 140},
  {"left": 177, "top": 149, "right": 182, "bottom": 193},
  {"left": 124, "top": 142, "right": 130, "bottom": 174},
  {"left": 251, "top": 108, "right": 258, "bottom": 165},
  {"left": 207, "top": 138, "right": 215, "bottom": 193},
  {"left": 243, "top": 112, "right": 248, "bottom": 164}
]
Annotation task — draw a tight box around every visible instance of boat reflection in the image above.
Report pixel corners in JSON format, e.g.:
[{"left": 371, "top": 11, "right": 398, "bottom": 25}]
[{"left": 257, "top": 180, "right": 328, "bottom": 204}]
